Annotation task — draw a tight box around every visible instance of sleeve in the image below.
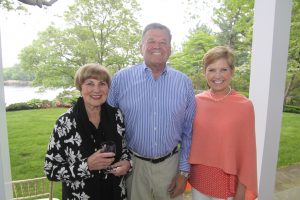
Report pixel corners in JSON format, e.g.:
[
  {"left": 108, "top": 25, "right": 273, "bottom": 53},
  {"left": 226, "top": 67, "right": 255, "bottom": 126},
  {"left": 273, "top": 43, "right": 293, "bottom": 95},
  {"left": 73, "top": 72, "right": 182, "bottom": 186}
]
[
  {"left": 44, "top": 114, "right": 93, "bottom": 182},
  {"left": 239, "top": 101, "right": 258, "bottom": 199},
  {"left": 115, "top": 109, "right": 132, "bottom": 166},
  {"left": 179, "top": 78, "right": 196, "bottom": 172},
  {"left": 107, "top": 73, "right": 120, "bottom": 108}
]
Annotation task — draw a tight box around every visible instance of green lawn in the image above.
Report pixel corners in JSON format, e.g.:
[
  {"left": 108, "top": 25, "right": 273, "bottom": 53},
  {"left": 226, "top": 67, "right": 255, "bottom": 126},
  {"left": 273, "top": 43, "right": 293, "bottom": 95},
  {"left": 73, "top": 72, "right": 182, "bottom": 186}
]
[
  {"left": 5, "top": 108, "right": 300, "bottom": 198},
  {"left": 6, "top": 108, "right": 66, "bottom": 198},
  {"left": 277, "top": 112, "right": 300, "bottom": 168}
]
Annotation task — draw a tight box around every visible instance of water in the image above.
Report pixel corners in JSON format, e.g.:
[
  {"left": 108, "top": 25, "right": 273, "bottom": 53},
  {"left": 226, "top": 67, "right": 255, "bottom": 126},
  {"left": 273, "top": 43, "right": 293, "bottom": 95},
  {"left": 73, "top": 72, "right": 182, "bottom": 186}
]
[{"left": 3, "top": 86, "right": 63, "bottom": 106}]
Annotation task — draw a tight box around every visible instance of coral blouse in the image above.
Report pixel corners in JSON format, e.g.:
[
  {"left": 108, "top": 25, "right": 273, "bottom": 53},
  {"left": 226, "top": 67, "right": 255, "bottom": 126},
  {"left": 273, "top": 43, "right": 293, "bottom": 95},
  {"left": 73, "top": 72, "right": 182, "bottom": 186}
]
[{"left": 189, "top": 90, "right": 258, "bottom": 199}]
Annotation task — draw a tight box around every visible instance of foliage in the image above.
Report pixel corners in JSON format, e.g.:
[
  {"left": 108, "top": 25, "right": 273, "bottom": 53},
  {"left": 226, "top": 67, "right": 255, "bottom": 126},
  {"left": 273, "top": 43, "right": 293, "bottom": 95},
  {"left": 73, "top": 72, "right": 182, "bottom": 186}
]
[
  {"left": 237, "top": 90, "right": 248, "bottom": 98},
  {"left": 6, "top": 102, "right": 34, "bottom": 111},
  {"left": 285, "top": 72, "right": 300, "bottom": 106},
  {"left": 177, "top": 0, "right": 254, "bottom": 91},
  {"left": 54, "top": 89, "right": 80, "bottom": 106},
  {"left": 288, "top": 0, "right": 300, "bottom": 74},
  {"left": 0, "top": 0, "right": 26, "bottom": 11},
  {"left": 212, "top": 0, "right": 254, "bottom": 92},
  {"left": 27, "top": 99, "right": 52, "bottom": 108},
  {"left": 182, "top": 0, "right": 219, "bottom": 28},
  {"left": 19, "top": 0, "right": 142, "bottom": 89},
  {"left": 182, "top": 0, "right": 300, "bottom": 101},
  {"left": 170, "top": 26, "right": 217, "bottom": 90},
  {"left": 5, "top": 93, "right": 77, "bottom": 111},
  {"left": 213, "top": 0, "right": 254, "bottom": 63},
  {"left": 283, "top": 105, "right": 300, "bottom": 114},
  {"left": 284, "top": 0, "right": 300, "bottom": 105},
  {"left": 3, "top": 64, "right": 34, "bottom": 81}
]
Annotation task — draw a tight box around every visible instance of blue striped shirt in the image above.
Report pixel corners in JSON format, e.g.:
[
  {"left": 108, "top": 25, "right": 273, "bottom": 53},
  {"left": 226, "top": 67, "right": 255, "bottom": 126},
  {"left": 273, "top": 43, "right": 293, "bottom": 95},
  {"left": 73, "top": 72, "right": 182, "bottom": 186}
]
[{"left": 107, "top": 63, "right": 196, "bottom": 171}]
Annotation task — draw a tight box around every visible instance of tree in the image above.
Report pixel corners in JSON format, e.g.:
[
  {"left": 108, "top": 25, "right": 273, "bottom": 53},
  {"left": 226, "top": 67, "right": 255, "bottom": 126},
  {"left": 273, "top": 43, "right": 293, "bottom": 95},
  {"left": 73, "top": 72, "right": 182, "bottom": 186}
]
[
  {"left": 176, "top": 0, "right": 254, "bottom": 91},
  {"left": 213, "top": 0, "right": 254, "bottom": 91},
  {"left": 19, "top": 0, "right": 142, "bottom": 89},
  {"left": 170, "top": 25, "right": 217, "bottom": 90},
  {"left": 3, "top": 64, "right": 34, "bottom": 81},
  {"left": 284, "top": 0, "right": 300, "bottom": 105},
  {"left": 201, "top": 0, "right": 300, "bottom": 102}
]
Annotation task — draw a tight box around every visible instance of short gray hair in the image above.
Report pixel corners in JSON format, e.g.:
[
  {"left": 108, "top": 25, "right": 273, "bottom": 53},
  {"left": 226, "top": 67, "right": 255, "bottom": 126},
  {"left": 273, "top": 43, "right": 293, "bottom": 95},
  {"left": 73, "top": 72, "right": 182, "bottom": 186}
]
[{"left": 141, "top": 23, "right": 172, "bottom": 43}]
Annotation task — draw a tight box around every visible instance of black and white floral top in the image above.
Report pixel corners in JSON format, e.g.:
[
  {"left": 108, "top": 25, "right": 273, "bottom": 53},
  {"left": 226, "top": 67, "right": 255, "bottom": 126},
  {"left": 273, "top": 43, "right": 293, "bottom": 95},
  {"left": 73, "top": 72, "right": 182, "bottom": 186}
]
[{"left": 44, "top": 97, "right": 131, "bottom": 200}]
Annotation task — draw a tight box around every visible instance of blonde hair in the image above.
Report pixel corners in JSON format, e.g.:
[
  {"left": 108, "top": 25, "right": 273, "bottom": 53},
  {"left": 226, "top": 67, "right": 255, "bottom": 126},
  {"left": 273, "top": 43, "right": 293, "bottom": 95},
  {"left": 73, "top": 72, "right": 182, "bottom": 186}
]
[
  {"left": 74, "top": 63, "right": 111, "bottom": 91},
  {"left": 202, "top": 46, "right": 235, "bottom": 71}
]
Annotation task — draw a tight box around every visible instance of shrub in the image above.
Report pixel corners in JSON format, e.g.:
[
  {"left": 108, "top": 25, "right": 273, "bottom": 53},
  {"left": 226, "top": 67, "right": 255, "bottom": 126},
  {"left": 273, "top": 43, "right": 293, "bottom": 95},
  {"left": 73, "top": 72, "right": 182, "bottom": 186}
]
[
  {"left": 27, "top": 99, "right": 52, "bottom": 108},
  {"left": 26, "top": 99, "right": 43, "bottom": 109},
  {"left": 6, "top": 103, "right": 34, "bottom": 111},
  {"left": 55, "top": 90, "right": 79, "bottom": 107},
  {"left": 283, "top": 105, "right": 300, "bottom": 114},
  {"left": 238, "top": 91, "right": 249, "bottom": 98}
]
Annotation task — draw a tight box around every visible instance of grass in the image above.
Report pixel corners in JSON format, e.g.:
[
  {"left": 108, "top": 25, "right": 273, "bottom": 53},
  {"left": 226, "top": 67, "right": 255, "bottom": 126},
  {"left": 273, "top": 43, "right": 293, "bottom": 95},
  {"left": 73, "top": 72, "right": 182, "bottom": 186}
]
[
  {"left": 6, "top": 108, "right": 66, "bottom": 198},
  {"left": 277, "top": 112, "right": 300, "bottom": 168},
  {"left": 5, "top": 108, "right": 300, "bottom": 198}
]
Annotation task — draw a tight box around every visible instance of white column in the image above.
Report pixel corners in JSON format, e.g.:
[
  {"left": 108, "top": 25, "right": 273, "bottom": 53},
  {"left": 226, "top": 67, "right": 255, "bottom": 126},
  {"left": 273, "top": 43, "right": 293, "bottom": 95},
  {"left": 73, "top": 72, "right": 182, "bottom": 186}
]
[
  {"left": 249, "top": 0, "right": 292, "bottom": 199},
  {"left": 0, "top": 29, "right": 13, "bottom": 199}
]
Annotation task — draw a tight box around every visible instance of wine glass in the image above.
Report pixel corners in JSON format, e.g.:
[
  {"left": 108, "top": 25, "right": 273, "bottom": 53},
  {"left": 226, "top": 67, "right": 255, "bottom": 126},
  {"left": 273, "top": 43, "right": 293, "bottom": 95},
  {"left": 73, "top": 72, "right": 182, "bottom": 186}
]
[
  {"left": 100, "top": 141, "right": 116, "bottom": 154},
  {"left": 100, "top": 141, "right": 116, "bottom": 173}
]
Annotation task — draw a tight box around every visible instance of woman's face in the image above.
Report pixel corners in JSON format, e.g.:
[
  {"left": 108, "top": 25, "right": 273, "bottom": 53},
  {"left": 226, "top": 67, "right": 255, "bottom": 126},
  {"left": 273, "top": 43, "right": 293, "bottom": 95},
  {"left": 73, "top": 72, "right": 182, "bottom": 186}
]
[
  {"left": 81, "top": 78, "right": 109, "bottom": 109},
  {"left": 205, "top": 58, "right": 234, "bottom": 95}
]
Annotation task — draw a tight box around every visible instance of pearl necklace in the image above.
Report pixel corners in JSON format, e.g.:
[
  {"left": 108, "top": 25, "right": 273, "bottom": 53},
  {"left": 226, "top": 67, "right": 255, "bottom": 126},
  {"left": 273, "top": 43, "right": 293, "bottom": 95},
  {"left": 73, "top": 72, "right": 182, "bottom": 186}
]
[{"left": 209, "top": 87, "right": 232, "bottom": 102}]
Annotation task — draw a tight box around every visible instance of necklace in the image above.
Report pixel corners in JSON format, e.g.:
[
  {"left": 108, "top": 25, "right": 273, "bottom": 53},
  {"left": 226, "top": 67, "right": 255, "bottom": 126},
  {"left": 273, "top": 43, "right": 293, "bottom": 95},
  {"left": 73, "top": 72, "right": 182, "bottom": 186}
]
[{"left": 209, "top": 86, "right": 232, "bottom": 102}]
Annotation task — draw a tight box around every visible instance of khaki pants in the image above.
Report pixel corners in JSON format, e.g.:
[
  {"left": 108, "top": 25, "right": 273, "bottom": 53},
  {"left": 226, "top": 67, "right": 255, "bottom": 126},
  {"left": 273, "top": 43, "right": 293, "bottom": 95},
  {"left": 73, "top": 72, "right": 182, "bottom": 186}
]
[{"left": 126, "top": 153, "right": 183, "bottom": 200}]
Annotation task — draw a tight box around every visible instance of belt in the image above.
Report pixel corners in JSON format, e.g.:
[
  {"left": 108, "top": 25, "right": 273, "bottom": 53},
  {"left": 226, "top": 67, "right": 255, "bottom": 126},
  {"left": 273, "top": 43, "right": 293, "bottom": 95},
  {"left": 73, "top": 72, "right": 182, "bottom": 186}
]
[{"left": 129, "top": 147, "right": 178, "bottom": 164}]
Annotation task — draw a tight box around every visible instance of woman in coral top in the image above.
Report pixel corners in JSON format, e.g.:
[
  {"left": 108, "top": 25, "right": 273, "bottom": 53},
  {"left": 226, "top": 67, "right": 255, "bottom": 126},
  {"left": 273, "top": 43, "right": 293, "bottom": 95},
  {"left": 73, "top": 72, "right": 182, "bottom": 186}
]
[{"left": 189, "top": 46, "right": 258, "bottom": 200}]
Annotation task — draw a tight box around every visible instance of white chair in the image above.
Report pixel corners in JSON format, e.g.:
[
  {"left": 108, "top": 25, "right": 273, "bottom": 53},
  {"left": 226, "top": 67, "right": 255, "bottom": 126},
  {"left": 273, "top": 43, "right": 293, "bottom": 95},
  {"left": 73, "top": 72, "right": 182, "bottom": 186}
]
[{"left": 11, "top": 177, "right": 59, "bottom": 200}]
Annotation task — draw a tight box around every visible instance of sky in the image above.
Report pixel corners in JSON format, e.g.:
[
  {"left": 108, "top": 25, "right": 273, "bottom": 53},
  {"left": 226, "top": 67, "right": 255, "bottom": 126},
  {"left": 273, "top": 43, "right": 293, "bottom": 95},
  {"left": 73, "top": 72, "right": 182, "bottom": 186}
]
[{"left": 0, "top": 0, "right": 215, "bottom": 68}]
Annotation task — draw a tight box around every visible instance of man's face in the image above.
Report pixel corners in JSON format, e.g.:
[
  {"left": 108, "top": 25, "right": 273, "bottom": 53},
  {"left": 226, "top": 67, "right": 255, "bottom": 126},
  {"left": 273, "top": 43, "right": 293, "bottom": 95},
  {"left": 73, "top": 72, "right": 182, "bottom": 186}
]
[{"left": 140, "top": 29, "right": 171, "bottom": 69}]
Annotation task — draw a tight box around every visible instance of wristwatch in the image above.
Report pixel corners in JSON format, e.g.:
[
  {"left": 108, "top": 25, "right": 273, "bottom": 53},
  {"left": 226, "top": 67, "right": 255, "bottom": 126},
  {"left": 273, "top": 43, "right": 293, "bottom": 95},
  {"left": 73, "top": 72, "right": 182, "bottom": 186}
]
[{"left": 179, "top": 170, "right": 190, "bottom": 179}]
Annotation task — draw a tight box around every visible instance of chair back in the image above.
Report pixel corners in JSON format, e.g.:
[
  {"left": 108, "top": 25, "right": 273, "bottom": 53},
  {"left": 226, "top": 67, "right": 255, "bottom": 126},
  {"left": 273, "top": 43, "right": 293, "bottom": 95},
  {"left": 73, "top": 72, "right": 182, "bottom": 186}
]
[{"left": 12, "top": 177, "right": 54, "bottom": 200}]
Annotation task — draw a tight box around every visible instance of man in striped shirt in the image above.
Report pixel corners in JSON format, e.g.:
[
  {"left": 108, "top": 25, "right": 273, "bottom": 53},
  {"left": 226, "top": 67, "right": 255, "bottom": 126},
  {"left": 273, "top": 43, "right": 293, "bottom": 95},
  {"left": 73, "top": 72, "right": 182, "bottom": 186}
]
[{"left": 107, "top": 23, "right": 196, "bottom": 200}]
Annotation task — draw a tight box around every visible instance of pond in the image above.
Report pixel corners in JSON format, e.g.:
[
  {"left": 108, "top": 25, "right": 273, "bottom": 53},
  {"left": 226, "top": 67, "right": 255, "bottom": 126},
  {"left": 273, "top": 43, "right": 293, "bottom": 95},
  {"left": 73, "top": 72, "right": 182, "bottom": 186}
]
[{"left": 4, "top": 86, "right": 63, "bottom": 106}]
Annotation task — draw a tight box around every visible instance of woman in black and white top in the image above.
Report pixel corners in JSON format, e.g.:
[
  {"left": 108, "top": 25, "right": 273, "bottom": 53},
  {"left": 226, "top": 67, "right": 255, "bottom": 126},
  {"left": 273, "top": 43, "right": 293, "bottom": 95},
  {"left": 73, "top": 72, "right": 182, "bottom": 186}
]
[{"left": 44, "top": 63, "right": 131, "bottom": 200}]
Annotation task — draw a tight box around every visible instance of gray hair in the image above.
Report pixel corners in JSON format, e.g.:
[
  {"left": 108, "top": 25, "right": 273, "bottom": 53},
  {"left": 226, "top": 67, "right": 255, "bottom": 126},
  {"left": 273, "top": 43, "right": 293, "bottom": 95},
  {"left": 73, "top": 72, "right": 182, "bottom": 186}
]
[{"left": 141, "top": 23, "right": 172, "bottom": 43}]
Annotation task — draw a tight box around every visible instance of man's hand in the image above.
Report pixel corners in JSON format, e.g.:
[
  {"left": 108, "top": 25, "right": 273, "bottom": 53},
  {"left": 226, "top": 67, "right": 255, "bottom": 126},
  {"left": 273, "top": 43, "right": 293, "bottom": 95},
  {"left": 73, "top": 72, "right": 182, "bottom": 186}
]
[
  {"left": 168, "top": 172, "right": 188, "bottom": 198},
  {"left": 234, "top": 180, "right": 245, "bottom": 200},
  {"left": 110, "top": 160, "right": 131, "bottom": 176}
]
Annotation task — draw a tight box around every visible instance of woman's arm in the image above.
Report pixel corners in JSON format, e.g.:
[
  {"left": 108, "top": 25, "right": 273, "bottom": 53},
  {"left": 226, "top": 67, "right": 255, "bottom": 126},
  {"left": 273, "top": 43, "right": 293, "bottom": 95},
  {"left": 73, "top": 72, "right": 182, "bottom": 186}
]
[
  {"left": 110, "top": 109, "right": 132, "bottom": 176},
  {"left": 44, "top": 115, "right": 93, "bottom": 182}
]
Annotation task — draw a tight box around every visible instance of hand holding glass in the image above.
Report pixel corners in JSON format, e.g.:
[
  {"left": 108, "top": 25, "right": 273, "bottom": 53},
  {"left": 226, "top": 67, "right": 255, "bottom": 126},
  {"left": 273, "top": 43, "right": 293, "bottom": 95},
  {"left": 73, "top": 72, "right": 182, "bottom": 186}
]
[{"left": 100, "top": 141, "right": 116, "bottom": 173}]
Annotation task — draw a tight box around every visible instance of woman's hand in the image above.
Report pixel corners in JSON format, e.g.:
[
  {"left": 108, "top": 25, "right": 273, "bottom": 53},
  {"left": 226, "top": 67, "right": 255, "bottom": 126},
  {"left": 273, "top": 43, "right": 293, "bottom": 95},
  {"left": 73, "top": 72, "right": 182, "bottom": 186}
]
[
  {"left": 110, "top": 160, "right": 131, "bottom": 176},
  {"left": 87, "top": 150, "right": 115, "bottom": 171}
]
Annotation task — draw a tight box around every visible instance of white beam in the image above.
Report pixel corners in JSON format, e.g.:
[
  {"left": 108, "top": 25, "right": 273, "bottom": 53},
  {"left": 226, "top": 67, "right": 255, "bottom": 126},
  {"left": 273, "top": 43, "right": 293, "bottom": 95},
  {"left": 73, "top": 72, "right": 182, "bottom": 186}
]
[
  {"left": 0, "top": 29, "right": 13, "bottom": 199},
  {"left": 249, "top": 0, "right": 292, "bottom": 199}
]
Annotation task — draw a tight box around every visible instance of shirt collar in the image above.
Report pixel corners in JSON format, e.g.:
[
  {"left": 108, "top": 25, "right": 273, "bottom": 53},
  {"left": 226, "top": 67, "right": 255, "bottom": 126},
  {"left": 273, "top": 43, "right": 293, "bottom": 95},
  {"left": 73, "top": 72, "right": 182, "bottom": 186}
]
[{"left": 142, "top": 62, "right": 168, "bottom": 75}]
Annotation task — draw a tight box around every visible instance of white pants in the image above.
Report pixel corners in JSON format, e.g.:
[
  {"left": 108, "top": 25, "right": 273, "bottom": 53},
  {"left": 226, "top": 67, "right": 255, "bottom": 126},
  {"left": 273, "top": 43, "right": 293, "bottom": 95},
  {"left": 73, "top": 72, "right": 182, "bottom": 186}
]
[{"left": 192, "top": 188, "right": 234, "bottom": 200}]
